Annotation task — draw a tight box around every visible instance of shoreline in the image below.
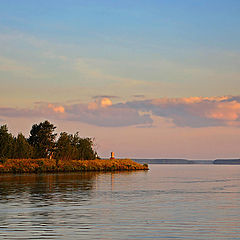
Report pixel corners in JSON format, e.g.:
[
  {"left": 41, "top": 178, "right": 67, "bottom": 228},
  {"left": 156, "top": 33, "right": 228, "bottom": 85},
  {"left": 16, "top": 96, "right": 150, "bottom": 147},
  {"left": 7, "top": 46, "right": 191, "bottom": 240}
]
[{"left": 0, "top": 158, "right": 149, "bottom": 174}]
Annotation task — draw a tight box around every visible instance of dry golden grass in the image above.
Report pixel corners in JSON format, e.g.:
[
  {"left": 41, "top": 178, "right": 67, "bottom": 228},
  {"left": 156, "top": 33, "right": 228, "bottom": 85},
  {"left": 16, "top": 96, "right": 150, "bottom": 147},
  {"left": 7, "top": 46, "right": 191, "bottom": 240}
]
[{"left": 0, "top": 158, "right": 148, "bottom": 173}]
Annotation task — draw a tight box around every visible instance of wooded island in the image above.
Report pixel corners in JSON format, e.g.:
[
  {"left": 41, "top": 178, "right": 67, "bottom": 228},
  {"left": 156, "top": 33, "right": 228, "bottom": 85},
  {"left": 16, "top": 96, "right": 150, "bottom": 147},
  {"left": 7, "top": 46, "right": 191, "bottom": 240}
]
[{"left": 0, "top": 120, "right": 148, "bottom": 173}]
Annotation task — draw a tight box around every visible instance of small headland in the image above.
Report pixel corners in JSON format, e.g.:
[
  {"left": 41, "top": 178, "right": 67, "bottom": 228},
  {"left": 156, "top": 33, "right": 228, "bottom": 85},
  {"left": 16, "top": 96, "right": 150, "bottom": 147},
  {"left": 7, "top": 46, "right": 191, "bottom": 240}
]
[
  {"left": 213, "top": 159, "right": 240, "bottom": 165},
  {"left": 0, "top": 158, "right": 149, "bottom": 174}
]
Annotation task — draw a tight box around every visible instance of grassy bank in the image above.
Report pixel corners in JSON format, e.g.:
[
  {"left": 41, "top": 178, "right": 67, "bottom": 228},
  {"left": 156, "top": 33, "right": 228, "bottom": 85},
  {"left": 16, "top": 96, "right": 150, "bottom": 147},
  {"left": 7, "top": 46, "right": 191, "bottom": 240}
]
[{"left": 0, "top": 158, "right": 149, "bottom": 173}]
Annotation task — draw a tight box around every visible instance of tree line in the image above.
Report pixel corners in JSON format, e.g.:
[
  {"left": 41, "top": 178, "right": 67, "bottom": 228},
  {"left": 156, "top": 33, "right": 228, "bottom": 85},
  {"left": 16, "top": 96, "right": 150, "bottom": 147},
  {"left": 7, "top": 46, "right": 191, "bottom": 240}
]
[{"left": 0, "top": 120, "right": 98, "bottom": 161}]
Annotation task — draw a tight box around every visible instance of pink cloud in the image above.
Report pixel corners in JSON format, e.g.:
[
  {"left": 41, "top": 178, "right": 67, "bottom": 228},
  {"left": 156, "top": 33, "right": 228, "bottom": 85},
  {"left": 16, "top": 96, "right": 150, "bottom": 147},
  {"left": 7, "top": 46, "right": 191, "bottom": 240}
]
[
  {"left": 122, "top": 95, "right": 240, "bottom": 127},
  {"left": 88, "top": 98, "right": 112, "bottom": 110},
  {"left": 48, "top": 104, "right": 65, "bottom": 113},
  {"left": 1, "top": 96, "right": 240, "bottom": 128},
  {"left": 205, "top": 101, "right": 240, "bottom": 120}
]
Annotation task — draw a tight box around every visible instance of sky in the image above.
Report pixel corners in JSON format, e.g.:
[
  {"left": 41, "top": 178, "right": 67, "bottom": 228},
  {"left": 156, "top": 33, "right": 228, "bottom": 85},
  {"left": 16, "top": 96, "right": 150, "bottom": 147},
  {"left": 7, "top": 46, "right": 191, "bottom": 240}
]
[{"left": 1, "top": 0, "right": 240, "bottom": 159}]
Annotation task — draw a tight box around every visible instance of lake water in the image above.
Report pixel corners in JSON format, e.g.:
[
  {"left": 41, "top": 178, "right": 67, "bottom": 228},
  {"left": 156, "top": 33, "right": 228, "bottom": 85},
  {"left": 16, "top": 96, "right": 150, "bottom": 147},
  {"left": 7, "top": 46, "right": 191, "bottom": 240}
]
[{"left": 1, "top": 165, "right": 240, "bottom": 239}]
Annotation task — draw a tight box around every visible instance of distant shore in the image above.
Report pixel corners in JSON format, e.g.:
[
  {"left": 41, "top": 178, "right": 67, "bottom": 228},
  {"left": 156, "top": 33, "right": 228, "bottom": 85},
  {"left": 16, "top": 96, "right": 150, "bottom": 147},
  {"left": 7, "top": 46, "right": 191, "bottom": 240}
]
[
  {"left": 134, "top": 159, "right": 240, "bottom": 165},
  {"left": 0, "top": 159, "right": 149, "bottom": 174}
]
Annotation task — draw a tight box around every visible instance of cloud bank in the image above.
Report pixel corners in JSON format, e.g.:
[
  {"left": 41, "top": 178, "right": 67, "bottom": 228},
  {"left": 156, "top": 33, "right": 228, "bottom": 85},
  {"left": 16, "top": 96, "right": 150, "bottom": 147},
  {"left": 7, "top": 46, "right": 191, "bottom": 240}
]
[{"left": 1, "top": 96, "right": 240, "bottom": 128}]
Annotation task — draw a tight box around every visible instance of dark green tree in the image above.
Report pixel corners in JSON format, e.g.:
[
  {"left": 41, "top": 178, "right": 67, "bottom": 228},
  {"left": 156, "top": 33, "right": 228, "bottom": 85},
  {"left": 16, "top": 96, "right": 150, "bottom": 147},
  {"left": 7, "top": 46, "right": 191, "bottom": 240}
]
[
  {"left": 0, "top": 121, "right": 98, "bottom": 161},
  {"left": 55, "top": 132, "right": 97, "bottom": 160},
  {"left": 55, "top": 132, "right": 74, "bottom": 160},
  {"left": 72, "top": 133, "right": 97, "bottom": 160},
  {"left": 76, "top": 137, "right": 96, "bottom": 160},
  {"left": 13, "top": 133, "right": 33, "bottom": 159},
  {"left": 28, "top": 120, "right": 57, "bottom": 158},
  {"left": 0, "top": 125, "right": 15, "bottom": 160}
]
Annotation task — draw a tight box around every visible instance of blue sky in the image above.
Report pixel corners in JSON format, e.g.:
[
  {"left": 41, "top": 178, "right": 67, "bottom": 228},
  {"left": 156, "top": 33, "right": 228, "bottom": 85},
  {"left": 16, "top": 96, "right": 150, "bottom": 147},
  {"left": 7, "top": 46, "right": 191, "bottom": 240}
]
[
  {"left": 1, "top": 0, "right": 240, "bottom": 158},
  {"left": 2, "top": 0, "right": 240, "bottom": 49}
]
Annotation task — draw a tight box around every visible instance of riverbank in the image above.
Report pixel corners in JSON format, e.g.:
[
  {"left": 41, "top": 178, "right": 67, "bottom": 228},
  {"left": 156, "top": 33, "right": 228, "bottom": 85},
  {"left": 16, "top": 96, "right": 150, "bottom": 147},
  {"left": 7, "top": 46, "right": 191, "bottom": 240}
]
[{"left": 0, "top": 158, "right": 149, "bottom": 173}]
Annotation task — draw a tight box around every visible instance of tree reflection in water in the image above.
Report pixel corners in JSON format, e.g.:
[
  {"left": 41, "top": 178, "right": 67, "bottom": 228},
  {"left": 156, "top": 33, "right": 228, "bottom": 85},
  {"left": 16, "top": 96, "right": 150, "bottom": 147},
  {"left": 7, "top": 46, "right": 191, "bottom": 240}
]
[
  {"left": 0, "top": 172, "right": 97, "bottom": 202},
  {"left": 0, "top": 172, "right": 99, "bottom": 238},
  {"left": 0, "top": 170, "right": 147, "bottom": 239}
]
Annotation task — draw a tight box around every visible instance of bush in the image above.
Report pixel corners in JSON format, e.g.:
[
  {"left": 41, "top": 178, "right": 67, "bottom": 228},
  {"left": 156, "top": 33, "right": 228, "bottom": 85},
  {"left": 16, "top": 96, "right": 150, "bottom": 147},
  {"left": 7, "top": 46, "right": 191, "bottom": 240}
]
[{"left": 0, "top": 159, "right": 149, "bottom": 173}]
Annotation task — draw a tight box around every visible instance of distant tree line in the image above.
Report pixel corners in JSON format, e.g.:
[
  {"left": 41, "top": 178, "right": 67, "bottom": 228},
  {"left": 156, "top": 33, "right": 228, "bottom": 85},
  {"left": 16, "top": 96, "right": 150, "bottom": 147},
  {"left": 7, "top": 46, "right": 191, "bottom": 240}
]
[{"left": 0, "top": 120, "right": 98, "bottom": 161}]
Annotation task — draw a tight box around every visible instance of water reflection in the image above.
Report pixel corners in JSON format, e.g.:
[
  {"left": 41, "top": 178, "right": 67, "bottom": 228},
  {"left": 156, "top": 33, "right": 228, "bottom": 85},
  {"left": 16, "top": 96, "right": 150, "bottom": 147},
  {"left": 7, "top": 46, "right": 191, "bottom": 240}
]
[
  {"left": 1, "top": 166, "right": 240, "bottom": 239},
  {"left": 0, "top": 172, "right": 102, "bottom": 239},
  {"left": 0, "top": 172, "right": 97, "bottom": 201}
]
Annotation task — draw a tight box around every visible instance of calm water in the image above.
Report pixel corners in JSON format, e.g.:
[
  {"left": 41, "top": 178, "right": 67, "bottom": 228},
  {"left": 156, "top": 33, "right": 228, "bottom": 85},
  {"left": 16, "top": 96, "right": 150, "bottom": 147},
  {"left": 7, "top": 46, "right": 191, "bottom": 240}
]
[{"left": 1, "top": 165, "right": 240, "bottom": 239}]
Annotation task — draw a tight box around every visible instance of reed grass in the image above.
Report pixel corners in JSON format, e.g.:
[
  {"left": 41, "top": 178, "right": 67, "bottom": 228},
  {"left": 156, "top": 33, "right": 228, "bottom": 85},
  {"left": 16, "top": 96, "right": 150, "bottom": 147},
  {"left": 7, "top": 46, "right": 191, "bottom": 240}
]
[{"left": 0, "top": 158, "right": 148, "bottom": 173}]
